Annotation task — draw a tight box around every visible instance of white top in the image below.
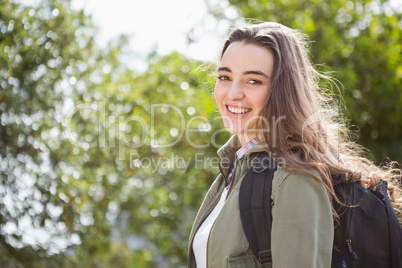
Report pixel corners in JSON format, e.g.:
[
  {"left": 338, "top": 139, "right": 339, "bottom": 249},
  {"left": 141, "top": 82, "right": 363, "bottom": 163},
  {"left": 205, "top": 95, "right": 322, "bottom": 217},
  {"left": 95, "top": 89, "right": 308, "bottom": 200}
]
[{"left": 192, "top": 187, "right": 229, "bottom": 268}]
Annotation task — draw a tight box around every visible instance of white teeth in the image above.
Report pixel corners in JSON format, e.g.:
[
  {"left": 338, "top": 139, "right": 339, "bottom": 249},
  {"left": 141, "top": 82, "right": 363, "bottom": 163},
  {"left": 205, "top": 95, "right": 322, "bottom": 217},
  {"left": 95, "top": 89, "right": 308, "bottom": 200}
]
[{"left": 228, "top": 106, "right": 251, "bottom": 114}]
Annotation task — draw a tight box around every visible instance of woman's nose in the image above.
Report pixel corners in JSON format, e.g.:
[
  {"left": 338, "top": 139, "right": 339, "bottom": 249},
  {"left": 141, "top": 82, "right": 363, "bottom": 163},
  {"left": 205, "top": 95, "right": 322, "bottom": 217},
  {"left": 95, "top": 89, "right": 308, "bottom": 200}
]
[{"left": 227, "top": 81, "right": 244, "bottom": 100}]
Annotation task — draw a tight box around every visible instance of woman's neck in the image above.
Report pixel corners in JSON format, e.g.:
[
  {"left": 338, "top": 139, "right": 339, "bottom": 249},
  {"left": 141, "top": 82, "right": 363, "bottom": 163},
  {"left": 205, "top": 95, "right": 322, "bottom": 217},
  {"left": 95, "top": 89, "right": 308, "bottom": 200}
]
[{"left": 238, "top": 133, "right": 257, "bottom": 147}]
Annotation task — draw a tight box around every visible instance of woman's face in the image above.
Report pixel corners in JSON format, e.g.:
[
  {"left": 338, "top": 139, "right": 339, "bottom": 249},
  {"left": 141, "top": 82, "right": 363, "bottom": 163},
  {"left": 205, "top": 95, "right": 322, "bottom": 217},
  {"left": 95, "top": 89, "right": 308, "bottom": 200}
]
[{"left": 214, "top": 41, "right": 274, "bottom": 145}]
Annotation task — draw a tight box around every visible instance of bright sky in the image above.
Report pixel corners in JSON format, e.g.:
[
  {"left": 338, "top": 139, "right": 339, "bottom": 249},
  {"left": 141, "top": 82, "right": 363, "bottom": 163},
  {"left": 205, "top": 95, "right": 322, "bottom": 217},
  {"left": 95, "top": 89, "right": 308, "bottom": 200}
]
[{"left": 72, "top": 0, "right": 239, "bottom": 70}]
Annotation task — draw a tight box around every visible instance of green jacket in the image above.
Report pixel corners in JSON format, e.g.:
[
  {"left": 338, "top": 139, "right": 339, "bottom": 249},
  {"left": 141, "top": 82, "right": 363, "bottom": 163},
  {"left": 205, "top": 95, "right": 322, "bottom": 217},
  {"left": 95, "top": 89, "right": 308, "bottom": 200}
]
[{"left": 188, "top": 135, "right": 333, "bottom": 268}]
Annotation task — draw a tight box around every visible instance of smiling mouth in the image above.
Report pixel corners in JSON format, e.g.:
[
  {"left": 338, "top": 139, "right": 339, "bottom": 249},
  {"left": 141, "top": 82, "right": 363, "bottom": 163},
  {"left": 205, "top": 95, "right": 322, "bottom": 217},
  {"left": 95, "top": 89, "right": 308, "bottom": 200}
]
[{"left": 226, "top": 105, "right": 253, "bottom": 114}]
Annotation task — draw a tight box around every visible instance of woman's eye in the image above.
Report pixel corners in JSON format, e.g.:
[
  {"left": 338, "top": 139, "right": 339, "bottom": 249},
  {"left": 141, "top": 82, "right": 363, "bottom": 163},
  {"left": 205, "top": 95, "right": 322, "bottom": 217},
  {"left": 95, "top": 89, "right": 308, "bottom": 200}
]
[
  {"left": 249, "top": 79, "right": 262, "bottom": 85},
  {"left": 217, "top": 76, "right": 229, "bottom": 81}
]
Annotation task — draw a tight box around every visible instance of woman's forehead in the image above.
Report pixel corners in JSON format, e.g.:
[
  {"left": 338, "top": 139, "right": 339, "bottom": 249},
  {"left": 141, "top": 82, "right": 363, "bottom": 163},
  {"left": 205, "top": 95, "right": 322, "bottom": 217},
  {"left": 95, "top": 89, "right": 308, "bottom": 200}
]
[{"left": 220, "top": 42, "right": 274, "bottom": 75}]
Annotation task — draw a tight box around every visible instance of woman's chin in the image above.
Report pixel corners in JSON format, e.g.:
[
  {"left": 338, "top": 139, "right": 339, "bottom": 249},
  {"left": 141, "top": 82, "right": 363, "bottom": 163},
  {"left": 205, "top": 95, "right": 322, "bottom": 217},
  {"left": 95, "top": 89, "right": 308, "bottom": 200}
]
[{"left": 224, "top": 126, "right": 245, "bottom": 136}]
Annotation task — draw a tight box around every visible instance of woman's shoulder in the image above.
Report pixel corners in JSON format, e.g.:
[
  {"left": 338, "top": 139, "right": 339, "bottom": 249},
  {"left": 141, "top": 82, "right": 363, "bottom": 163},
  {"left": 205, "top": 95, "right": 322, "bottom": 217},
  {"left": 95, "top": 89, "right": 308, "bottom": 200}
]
[{"left": 272, "top": 165, "right": 326, "bottom": 202}]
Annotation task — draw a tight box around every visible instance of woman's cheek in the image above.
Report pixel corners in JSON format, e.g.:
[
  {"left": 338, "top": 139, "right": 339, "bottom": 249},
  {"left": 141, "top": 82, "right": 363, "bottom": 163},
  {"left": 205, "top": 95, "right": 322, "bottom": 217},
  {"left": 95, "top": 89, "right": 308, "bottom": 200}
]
[{"left": 214, "top": 84, "right": 225, "bottom": 111}]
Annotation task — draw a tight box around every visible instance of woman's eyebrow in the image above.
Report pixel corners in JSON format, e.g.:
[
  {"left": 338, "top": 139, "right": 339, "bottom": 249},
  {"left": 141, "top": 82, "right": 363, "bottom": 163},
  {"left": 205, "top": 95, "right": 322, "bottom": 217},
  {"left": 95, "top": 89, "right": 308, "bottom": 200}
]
[
  {"left": 218, "top": 67, "right": 269, "bottom": 79},
  {"left": 244, "top": 70, "right": 269, "bottom": 78},
  {"left": 218, "top": 67, "right": 231, "bottom": 73}
]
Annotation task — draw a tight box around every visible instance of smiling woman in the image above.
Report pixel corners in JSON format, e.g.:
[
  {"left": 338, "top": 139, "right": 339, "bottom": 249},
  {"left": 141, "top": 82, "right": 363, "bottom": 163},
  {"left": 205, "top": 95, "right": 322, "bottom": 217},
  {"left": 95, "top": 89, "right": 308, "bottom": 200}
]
[
  {"left": 187, "top": 21, "right": 402, "bottom": 268},
  {"left": 215, "top": 42, "right": 274, "bottom": 146}
]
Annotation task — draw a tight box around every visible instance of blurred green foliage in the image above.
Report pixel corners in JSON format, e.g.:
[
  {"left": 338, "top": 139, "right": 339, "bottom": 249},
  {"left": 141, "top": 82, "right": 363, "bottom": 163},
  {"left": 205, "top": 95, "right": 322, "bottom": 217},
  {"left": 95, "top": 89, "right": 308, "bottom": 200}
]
[
  {"left": 0, "top": 0, "right": 222, "bottom": 266},
  {"left": 0, "top": 0, "right": 401, "bottom": 267}
]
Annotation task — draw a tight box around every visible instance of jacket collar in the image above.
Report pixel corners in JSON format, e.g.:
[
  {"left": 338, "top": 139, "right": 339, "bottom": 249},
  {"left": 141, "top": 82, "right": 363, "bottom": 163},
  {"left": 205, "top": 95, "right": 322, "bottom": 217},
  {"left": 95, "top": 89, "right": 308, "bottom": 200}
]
[
  {"left": 217, "top": 135, "right": 268, "bottom": 178},
  {"left": 217, "top": 135, "right": 241, "bottom": 159},
  {"left": 217, "top": 135, "right": 267, "bottom": 160}
]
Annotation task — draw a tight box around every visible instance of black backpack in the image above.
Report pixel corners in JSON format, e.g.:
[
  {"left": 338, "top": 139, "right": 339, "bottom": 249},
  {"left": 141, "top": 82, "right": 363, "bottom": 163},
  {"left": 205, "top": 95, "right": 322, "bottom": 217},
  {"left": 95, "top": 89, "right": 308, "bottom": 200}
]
[{"left": 239, "top": 152, "right": 402, "bottom": 268}]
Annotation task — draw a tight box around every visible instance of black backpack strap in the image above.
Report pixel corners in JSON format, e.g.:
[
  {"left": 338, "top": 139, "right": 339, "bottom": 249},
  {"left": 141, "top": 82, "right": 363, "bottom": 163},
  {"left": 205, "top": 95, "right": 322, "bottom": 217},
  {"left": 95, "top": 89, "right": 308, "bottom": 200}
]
[
  {"left": 374, "top": 180, "right": 402, "bottom": 268},
  {"left": 239, "top": 152, "right": 277, "bottom": 267}
]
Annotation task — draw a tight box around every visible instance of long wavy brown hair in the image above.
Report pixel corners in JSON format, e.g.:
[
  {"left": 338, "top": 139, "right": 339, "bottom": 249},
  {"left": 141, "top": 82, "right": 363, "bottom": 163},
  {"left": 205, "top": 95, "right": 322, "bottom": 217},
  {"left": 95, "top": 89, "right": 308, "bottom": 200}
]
[{"left": 219, "top": 21, "right": 401, "bottom": 219}]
